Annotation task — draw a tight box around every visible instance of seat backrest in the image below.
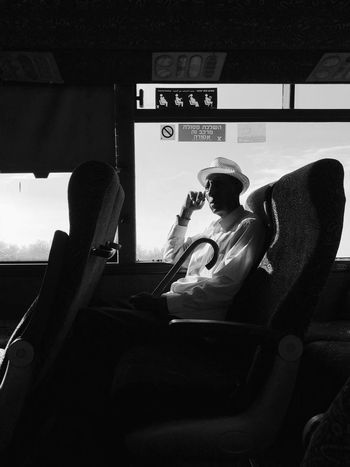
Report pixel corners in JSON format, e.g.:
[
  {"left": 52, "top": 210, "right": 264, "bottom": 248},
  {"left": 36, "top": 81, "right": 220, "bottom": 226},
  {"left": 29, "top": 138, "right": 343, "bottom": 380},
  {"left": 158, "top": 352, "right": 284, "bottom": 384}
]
[
  {"left": 0, "top": 160, "right": 124, "bottom": 450},
  {"left": 245, "top": 182, "right": 273, "bottom": 234},
  {"left": 229, "top": 158, "right": 345, "bottom": 336},
  {"left": 229, "top": 158, "right": 345, "bottom": 404},
  {"left": 0, "top": 229, "right": 68, "bottom": 453},
  {"left": 34, "top": 160, "right": 124, "bottom": 382}
]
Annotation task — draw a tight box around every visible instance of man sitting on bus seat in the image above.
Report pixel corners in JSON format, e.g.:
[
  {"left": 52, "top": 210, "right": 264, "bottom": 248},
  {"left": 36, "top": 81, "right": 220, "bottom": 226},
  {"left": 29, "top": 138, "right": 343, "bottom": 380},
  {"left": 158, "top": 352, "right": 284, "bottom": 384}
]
[
  {"left": 130, "top": 157, "right": 266, "bottom": 321},
  {"left": 57, "top": 157, "right": 267, "bottom": 428}
]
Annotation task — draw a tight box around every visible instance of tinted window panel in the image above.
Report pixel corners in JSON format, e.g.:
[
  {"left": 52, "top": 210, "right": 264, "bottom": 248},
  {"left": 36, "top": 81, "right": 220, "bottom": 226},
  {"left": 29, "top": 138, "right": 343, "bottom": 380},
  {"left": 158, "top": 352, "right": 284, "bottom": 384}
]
[
  {"left": 135, "top": 122, "right": 349, "bottom": 261},
  {"left": 0, "top": 173, "right": 69, "bottom": 261}
]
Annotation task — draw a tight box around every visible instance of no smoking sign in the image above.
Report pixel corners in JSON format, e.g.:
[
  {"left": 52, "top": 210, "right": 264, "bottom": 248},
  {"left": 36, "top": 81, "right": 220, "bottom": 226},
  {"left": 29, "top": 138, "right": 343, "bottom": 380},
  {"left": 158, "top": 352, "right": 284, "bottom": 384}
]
[{"left": 160, "top": 124, "right": 175, "bottom": 140}]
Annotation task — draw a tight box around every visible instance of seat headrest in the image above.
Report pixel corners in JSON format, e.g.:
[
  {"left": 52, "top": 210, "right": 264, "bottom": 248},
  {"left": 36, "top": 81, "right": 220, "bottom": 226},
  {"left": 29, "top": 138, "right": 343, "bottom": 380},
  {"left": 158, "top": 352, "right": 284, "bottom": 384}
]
[
  {"left": 244, "top": 183, "right": 273, "bottom": 229},
  {"left": 68, "top": 160, "right": 124, "bottom": 247}
]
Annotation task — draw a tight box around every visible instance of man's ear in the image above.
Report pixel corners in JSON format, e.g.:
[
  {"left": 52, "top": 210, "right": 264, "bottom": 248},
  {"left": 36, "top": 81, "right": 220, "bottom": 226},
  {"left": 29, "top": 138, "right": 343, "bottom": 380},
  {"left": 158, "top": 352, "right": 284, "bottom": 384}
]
[{"left": 231, "top": 177, "right": 243, "bottom": 195}]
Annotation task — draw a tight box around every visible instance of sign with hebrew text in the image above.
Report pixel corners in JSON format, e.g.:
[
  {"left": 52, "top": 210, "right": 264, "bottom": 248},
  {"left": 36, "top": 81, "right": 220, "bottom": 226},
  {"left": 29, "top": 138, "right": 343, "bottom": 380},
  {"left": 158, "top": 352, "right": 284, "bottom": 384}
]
[{"left": 178, "top": 124, "right": 225, "bottom": 142}]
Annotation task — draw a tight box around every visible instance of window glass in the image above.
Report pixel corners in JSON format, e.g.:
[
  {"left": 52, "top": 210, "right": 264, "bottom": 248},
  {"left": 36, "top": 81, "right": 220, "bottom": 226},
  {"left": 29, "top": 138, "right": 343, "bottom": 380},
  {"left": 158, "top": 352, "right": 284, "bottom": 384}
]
[
  {"left": 0, "top": 173, "right": 70, "bottom": 261},
  {"left": 135, "top": 122, "right": 350, "bottom": 261},
  {"left": 295, "top": 84, "right": 350, "bottom": 108},
  {"left": 137, "top": 84, "right": 283, "bottom": 109}
]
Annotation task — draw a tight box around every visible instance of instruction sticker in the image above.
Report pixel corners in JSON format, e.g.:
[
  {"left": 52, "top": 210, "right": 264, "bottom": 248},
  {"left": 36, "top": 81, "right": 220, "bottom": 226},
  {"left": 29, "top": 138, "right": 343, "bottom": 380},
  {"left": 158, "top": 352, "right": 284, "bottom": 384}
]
[
  {"left": 178, "top": 124, "right": 225, "bottom": 142},
  {"left": 237, "top": 123, "right": 266, "bottom": 143},
  {"left": 156, "top": 88, "right": 217, "bottom": 110},
  {"left": 160, "top": 124, "right": 175, "bottom": 140},
  {"left": 0, "top": 51, "right": 63, "bottom": 83}
]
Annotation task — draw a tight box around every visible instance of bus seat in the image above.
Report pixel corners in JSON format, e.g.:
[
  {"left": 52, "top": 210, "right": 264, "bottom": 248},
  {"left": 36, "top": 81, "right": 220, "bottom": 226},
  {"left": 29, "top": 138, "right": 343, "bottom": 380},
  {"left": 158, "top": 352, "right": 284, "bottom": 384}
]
[
  {"left": 288, "top": 334, "right": 350, "bottom": 456},
  {"left": 0, "top": 160, "right": 124, "bottom": 458},
  {"left": 242, "top": 182, "right": 274, "bottom": 279},
  {"left": 294, "top": 263, "right": 350, "bottom": 440},
  {"left": 117, "top": 158, "right": 345, "bottom": 465},
  {"left": 301, "top": 375, "right": 350, "bottom": 466}
]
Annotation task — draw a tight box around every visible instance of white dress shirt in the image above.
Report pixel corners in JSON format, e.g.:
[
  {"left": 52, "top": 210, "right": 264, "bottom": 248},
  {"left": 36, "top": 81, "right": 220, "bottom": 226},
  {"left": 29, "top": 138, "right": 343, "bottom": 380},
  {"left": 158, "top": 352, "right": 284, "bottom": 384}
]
[{"left": 162, "top": 206, "right": 266, "bottom": 320}]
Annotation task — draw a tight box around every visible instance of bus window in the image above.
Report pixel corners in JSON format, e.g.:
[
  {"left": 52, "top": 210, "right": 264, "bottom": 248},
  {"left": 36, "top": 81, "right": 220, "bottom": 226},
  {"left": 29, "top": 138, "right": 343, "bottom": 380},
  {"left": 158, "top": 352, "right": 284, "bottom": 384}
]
[
  {"left": 295, "top": 84, "right": 350, "bottom": 109},
  {"left": 135, "top": 121, "right": 350, "bottom": 261},
  {"left": 0, "top": 173, "right": 70, "bottom": 261}
]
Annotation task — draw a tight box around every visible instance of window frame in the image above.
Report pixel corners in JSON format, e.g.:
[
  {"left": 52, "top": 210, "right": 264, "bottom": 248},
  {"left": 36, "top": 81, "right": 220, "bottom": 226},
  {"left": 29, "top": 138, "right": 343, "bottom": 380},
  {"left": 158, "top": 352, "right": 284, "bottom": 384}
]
[
  {"left": 116, "top": 83, "right": 350, "bottom": 267},
  {"left": 1, "top": 84, "right": 348, "bottom": 270}
]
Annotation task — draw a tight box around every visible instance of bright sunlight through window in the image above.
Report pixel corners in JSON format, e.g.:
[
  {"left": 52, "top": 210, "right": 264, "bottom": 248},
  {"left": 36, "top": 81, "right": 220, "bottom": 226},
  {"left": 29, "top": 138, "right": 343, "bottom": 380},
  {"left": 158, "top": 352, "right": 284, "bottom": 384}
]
[
  {"left": 0, "top": 173, "right": 70, "bottom": 261},
  {"left": 135, "top": 121, "right": 350, "bottom": 261}
]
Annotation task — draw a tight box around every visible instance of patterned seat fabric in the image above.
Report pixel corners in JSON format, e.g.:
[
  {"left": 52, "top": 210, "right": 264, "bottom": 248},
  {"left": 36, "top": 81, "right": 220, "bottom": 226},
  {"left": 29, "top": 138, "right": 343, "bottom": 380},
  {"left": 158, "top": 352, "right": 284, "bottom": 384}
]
[{"left": 301, "top": 376, "right": 350, "bottom": 466}]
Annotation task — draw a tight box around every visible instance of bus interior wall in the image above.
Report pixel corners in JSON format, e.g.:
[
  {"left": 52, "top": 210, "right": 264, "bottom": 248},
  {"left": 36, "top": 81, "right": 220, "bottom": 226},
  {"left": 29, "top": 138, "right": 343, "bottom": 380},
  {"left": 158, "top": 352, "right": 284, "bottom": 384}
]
[{"left": 0, "top": 2, "right": 350, "bottom": 466}]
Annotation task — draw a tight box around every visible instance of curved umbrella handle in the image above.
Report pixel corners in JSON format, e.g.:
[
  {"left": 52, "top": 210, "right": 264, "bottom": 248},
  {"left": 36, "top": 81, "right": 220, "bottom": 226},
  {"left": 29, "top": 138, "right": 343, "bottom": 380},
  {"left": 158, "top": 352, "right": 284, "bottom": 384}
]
[{"left": 152, "top": 238, "right": 219, "bottom": 297}]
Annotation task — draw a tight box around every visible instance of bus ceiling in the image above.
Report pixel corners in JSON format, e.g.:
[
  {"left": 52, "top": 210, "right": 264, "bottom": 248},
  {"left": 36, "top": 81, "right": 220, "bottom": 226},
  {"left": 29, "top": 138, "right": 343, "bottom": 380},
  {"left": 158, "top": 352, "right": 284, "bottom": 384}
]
[
  {"left": 0, "top": 50, "right": 350, "bottom": 85},
  {"left": 0, "top": 2, "right": 350, "bottom": 85}
]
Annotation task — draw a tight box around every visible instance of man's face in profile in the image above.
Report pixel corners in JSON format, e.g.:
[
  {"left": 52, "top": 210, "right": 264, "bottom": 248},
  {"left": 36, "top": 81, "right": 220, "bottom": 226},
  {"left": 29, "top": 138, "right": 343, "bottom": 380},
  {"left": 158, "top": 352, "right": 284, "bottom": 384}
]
[{"left": 204, "top": 173, "right": 242, "bottom": 217}]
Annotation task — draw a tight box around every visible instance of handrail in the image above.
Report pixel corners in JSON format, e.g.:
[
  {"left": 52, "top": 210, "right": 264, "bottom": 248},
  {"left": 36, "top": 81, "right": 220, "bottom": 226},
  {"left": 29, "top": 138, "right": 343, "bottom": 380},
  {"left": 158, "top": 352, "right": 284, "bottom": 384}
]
[
  {"left": 152, "top": 238, "right": 219, "bottom": 297},
  {"left": 91, "top": 241, "right": 122, "bottom": 260}
]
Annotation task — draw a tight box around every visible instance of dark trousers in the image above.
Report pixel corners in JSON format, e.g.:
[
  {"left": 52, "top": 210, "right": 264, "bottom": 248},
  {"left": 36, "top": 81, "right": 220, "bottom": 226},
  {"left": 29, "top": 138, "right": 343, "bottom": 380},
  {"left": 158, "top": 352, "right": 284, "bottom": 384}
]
[
  {"left": 58, "top": 302, "right": 174, "bottom": 410},
  {"left": 16, "top": 303, "right": 168, "bottom": 467},
  {"left": 46, "top": 303, "right": 248, "bottom": 465}
]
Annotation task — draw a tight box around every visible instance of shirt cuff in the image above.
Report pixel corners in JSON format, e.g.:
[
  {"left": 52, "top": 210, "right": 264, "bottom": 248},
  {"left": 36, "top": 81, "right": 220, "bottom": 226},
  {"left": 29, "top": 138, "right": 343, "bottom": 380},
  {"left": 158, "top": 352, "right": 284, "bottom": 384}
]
[{"left": 169, "top": 220, "right": 188, "bottom": 236}]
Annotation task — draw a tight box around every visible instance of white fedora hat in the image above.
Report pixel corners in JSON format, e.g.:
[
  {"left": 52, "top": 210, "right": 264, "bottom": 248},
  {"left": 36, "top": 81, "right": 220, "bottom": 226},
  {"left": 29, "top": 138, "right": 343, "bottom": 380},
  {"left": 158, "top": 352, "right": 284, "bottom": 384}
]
[{"left": 197, "top": 157, "right": 250, "bottom": 194}]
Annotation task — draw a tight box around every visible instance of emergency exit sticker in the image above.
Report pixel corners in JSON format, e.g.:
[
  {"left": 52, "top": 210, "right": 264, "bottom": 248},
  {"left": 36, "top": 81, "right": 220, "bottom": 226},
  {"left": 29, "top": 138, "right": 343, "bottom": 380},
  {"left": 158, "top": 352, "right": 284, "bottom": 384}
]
[
  {"left": 179, "top": 124, "right": 225, "bottom": 142},
  {"left": 237, "top": 123, "right": 266, "bottom": 143}
]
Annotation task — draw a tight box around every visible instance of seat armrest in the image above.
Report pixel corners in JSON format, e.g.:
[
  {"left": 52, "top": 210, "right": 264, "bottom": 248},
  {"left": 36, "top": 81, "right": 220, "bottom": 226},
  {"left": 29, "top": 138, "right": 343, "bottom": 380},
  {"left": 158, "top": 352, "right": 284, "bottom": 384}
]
[
  {"left": 0, "top": 338, "right": 34, "bottom": 450},
  {"left": 302, "top": 413, "right": 325, "bottom": 449},
  {"left": 169, "top": 319, "right": 282, "bottom": 347},
  {"left": 305, "top": 320, "right": 350, "bottom": 343}
]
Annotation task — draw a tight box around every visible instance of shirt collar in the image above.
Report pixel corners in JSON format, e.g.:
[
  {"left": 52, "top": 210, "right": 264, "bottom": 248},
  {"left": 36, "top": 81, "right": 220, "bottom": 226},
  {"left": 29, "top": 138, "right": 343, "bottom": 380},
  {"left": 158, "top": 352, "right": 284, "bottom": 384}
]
[{"left": 217, "top": 205, "right": 245, "bottom": 232}]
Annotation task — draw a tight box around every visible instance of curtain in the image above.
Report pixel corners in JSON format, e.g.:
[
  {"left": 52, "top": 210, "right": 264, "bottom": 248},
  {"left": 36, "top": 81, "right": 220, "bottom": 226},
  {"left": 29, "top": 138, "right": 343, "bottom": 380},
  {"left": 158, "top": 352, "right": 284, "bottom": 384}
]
[{"left": 0, "top": 85, "right": 115, "bottom": 175}]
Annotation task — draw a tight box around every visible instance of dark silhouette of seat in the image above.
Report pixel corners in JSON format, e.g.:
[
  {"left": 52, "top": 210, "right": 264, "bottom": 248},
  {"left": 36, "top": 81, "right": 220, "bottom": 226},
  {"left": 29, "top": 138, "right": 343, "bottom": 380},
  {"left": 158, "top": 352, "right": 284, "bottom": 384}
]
[
  {"left": 0, "top": 160, "right": 124, "bottom": 461},
  {"left": 118, "top": 158, "right": 344, "bottom": 465},
  {"left": 301, "top": 375, "right": 350, "bottom": 466},
  {"left": 297, "top": 282, "right": 350, "bottom": 441}
]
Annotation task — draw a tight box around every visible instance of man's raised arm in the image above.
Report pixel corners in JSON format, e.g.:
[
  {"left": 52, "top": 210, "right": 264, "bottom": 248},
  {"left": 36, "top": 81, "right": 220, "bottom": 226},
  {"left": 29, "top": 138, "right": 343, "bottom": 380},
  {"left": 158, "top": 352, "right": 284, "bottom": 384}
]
[{"left": 163, "top": 191, "right": 205, "bottom": 264}]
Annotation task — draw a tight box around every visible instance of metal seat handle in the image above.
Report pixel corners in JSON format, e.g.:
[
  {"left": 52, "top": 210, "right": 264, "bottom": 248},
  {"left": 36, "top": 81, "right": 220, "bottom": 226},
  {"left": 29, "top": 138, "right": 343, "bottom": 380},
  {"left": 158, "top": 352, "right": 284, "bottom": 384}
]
[{"left": 91, "top": 241, "right": 122, "bottom": 259}]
